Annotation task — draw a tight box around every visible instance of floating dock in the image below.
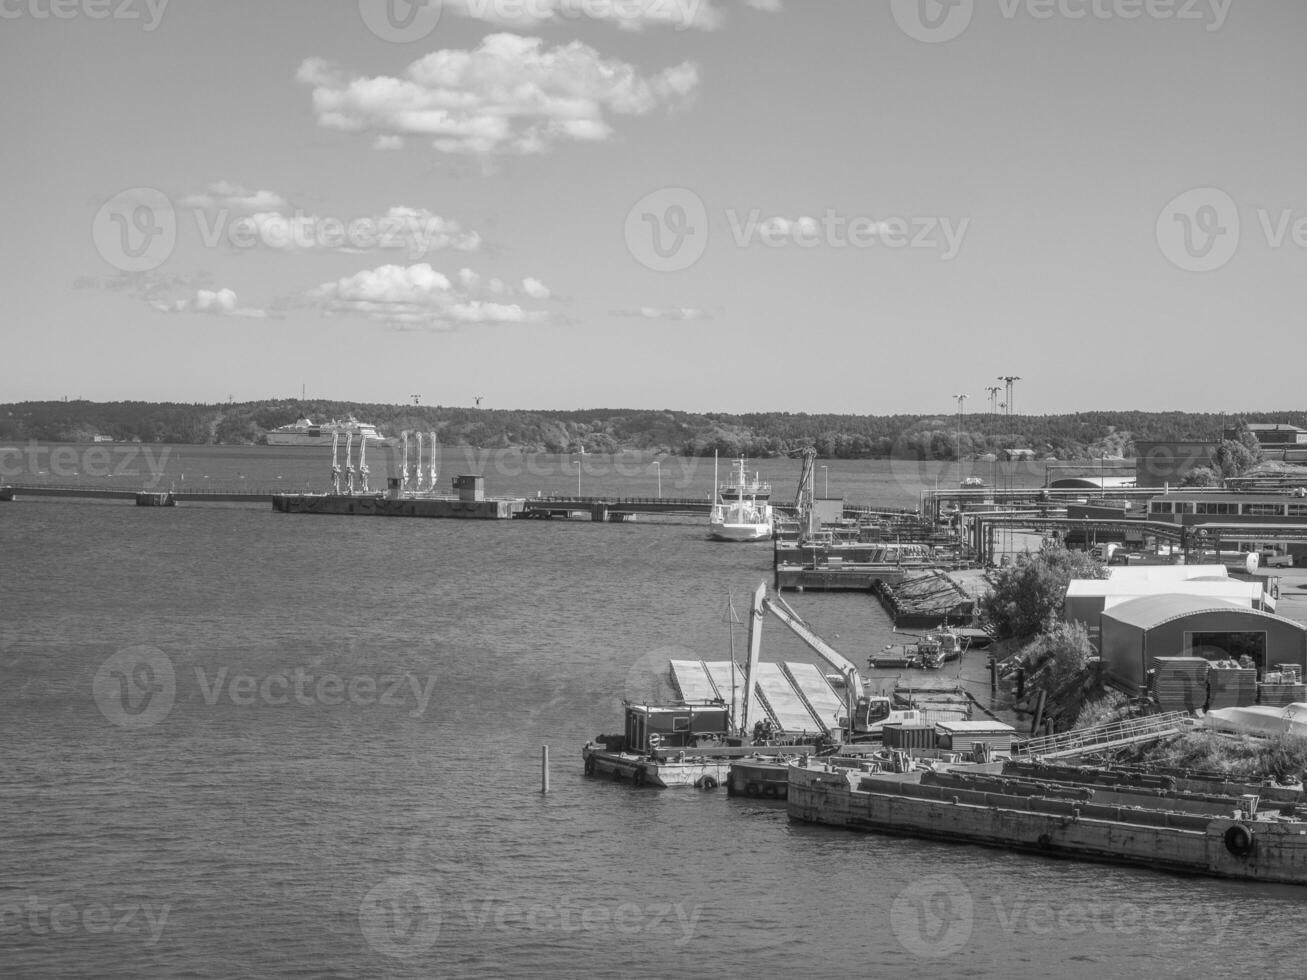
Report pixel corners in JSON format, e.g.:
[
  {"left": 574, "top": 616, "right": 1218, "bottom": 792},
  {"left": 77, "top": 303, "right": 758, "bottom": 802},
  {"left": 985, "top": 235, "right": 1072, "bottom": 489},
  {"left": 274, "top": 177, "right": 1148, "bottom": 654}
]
[
  {"left": 774, "top": 563, "right": 928, "bottom": 592},
  {"left": 669, "top": 659, "right": 845, "bottom": 736},
  {"left": 875, "top": 568, "right": 989, "bottom": 626}
]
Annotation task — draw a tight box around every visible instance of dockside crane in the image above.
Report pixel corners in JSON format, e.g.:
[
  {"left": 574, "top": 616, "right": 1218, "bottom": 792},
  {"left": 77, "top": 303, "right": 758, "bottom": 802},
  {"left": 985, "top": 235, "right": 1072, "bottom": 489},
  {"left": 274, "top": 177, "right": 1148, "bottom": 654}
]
[
  {"left": 330, "top": 430, "right": 342, "bottom": 493},
  {"left": 744, "top": 581, "right": 924, "bottom": 740},
  {"left": 789, "top": 446, "right": 817, "bottom": 539}
]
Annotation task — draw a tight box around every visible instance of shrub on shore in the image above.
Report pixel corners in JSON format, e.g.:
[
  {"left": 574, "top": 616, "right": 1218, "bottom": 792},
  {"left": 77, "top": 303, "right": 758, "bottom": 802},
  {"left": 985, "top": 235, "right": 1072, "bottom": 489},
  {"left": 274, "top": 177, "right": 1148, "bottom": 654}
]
[{"left": 1131, "top": 731, "right": 1307, "bottom": 782}]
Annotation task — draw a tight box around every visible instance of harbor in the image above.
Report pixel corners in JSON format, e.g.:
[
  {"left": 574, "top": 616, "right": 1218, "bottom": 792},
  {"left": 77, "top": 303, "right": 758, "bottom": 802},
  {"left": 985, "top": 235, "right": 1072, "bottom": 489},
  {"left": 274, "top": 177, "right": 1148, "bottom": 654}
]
[
  {"left": 12, "top": 441, "right": 1307, "bottom": 979},
  {"left": 15, "top": 3, "right": 1307, "bottom": 972}
]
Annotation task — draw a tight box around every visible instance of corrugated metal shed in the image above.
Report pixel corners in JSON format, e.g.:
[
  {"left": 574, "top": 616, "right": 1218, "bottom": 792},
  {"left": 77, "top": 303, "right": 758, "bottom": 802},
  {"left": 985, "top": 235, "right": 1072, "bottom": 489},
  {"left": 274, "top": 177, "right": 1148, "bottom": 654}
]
[{"left": 1104, "top": 594, "right": 1294, "bottom": 631}]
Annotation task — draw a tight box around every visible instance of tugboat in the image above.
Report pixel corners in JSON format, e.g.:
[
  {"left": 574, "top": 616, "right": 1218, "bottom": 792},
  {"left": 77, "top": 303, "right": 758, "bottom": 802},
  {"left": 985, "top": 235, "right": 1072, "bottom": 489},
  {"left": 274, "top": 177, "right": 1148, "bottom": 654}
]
[{"left": 869, "top": 626, "right": 970, "bottom": 670}]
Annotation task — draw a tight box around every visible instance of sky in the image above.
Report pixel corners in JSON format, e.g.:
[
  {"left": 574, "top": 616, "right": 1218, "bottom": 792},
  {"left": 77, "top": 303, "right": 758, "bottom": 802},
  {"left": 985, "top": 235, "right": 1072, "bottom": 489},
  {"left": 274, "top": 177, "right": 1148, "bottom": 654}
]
[{"left": 2, "top": 0, "right": 1304, "bottom": 416}]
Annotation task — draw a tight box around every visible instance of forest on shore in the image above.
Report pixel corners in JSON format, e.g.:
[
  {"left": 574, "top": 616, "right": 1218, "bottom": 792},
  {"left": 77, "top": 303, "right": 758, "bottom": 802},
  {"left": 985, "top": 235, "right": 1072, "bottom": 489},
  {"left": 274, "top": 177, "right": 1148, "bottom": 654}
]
[{"left": 2, "top": 399, "right": 1301, "bottom": 461}]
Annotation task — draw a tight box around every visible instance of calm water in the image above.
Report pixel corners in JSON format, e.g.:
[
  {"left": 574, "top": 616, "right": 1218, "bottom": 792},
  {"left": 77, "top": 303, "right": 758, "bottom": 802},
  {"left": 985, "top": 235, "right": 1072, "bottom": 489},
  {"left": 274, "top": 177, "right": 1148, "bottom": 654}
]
[{"left": 2, "top": 448, "right": 1305, "bottom": 978}]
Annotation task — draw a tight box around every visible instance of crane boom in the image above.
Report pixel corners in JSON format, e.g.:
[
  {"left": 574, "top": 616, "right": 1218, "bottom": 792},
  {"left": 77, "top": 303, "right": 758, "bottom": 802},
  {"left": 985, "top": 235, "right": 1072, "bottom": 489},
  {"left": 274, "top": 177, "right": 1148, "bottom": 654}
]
[{"left": 762, "top": 593, "right": 865, "bottom": 700}]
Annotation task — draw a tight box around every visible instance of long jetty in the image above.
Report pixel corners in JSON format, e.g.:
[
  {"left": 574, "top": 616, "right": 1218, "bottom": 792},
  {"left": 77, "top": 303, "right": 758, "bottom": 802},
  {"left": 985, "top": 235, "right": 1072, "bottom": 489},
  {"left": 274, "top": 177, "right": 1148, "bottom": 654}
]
[{"left": 0, "top": 484, "right": 275, "bottom": 504}]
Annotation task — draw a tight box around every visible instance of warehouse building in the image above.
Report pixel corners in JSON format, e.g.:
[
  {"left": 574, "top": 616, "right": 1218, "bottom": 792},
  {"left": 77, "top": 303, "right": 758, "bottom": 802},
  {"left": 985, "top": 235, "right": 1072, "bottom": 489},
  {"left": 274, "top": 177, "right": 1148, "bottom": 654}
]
[
  {"left": 1100, "top": 594, "right": 1307, "bottom": 692},
  {"left": 1065, "top": 577, "right": 1271, "bottom": 651}
]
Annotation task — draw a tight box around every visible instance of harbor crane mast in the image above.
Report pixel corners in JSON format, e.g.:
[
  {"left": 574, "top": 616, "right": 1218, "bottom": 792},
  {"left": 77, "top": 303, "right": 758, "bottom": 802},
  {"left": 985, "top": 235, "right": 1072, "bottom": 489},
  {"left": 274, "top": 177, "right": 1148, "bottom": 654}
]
[
  {"left": 330, "top": 430, "right": 342, "bottom": 493},
  {"left": 791, "top": 446, "right": 817, "bottom": 539}
]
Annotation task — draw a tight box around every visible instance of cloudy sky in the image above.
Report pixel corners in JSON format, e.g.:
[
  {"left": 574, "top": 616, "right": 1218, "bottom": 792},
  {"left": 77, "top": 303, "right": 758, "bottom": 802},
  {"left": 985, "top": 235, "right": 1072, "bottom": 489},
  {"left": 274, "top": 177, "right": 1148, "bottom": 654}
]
[{"left": 3, "top": 0, "right": 1303, "bottom": 414}]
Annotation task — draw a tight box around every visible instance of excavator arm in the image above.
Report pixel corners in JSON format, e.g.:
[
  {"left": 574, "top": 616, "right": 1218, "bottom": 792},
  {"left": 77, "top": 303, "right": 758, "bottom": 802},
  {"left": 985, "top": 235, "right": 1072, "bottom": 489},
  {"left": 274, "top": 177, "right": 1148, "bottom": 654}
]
[{"left": 760, "top": 591, "right": 865, "bottom": 701}]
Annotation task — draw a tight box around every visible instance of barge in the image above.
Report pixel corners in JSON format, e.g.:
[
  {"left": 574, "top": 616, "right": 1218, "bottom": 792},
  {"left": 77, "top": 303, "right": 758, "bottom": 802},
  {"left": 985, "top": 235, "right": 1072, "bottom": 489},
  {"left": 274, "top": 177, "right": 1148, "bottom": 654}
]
[
  {"left": 581, "top": 700, "right": 816, "bottom": 789},
  {"left": 272, "top": 492, "right": 521, "bottom": 519},
  {"left": 273, "top": 476, "right": 523, "bottom": 520},
  {"left": 788, "top": 762, "right": 1307, "bottom": 883}
]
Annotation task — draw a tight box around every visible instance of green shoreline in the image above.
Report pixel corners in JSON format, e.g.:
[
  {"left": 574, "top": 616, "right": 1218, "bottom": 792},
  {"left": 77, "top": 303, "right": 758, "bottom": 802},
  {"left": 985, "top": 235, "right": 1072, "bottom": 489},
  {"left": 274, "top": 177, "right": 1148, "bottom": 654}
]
[{"left": 3, "top": 399, "right": 1302, "bottom": 462}]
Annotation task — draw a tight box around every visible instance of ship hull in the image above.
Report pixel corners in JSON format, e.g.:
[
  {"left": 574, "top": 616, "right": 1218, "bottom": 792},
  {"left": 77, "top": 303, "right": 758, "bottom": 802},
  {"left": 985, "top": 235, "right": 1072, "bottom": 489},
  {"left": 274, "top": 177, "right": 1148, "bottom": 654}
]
[
  {"left": 266, "top": 433, "right": 391, "bottom": 447},
  {"left": 708, "top": 521, "right": 773, "bottom": 542},
  {"left": 582, "top": 747, "right": 730, "bottom": 789}
]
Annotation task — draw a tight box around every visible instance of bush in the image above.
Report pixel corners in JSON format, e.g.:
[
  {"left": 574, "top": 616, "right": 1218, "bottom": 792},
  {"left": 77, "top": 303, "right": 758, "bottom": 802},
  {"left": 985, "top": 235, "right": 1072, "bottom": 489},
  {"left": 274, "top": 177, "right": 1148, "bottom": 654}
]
[
  {"left": 1139, "top": 732, "right": 1307, "bottom": 781},
  {"left": 1020, "top": 622, "right": 1096, "bottom": 700},
  {"left": 1073, "top": 691, "right": 1129, "bottom": 730},
  {"left": 979, "top": 543, "right": 1106, "bottom": 641}
]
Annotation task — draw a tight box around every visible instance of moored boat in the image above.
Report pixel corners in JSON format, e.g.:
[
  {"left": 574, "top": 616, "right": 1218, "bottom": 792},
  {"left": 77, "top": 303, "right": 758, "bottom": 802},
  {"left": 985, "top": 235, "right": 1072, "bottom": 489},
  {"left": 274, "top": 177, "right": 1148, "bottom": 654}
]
[
  {"left": 708, "top": 457, "right": 773, "bottom": 542},
  {"left": 581, "top": 702, "right": 817, "bottom": 789}
]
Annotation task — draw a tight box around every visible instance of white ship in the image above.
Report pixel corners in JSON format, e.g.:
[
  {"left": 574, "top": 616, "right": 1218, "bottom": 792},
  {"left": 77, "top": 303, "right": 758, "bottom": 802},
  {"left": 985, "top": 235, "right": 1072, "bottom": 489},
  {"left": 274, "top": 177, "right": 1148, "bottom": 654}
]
[
  {"left": 708, "top": 457, "right": 773, "bottom": 542},
  {"left": 265, "top": 417, "right": 391, "bottom": 447}
]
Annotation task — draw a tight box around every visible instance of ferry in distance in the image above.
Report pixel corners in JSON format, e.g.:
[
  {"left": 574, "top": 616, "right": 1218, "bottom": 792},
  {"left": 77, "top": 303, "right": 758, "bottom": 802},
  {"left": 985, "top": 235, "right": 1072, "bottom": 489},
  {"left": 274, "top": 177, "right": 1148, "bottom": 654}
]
[{"left": 265, "top": 417, "right": 391, "bottom": 447}]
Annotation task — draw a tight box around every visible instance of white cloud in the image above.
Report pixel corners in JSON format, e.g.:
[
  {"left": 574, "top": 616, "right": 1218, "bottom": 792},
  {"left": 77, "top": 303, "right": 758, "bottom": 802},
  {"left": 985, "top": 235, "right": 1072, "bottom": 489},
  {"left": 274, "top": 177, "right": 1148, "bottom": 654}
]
[
  {"left": 229, "top": 206, "right": 481, "bottom": 257},
  {"left": 440, "top": 0, "right": 780, "bottom": 31},
  {"left": 180, "top": 181, "right": 287, "bottom": 211},
  {"left": 611, "top": 306, "right": 711, "bottom": 320},
  {"left": 297, "top": 34, "right": 698, "bottom": 156},
  {"left": 179, "top": 184, "right": 482, "bottom": 257},
  {"left": 522, "top": 277, "right": 551, "bottom": 299},
  {"left": 306, "top": 263, "right": 552, "bottom": 329},
  {"left": 152, "top": 288, "right": 268, "bottom": 319}
]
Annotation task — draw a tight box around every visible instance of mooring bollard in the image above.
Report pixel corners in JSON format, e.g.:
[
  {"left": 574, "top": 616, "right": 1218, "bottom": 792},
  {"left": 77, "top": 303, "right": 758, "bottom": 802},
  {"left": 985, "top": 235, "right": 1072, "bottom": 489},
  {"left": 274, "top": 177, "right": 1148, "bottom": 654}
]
[{"left": 541, "top": 745, "right": 549, "bottom": 794}]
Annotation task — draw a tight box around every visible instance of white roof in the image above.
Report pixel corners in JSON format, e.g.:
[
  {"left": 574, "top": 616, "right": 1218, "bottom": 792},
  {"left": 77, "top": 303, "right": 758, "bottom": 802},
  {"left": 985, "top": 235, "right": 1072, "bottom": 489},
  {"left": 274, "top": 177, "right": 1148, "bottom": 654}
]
[
  {"left": 1067, "top": 579, "right": 1260, "bottom": 602},
  {"left": 1105, "top": 564, "right": 1228, "bottom": 582},
  {"left": 1203, "top": 704, "right": 1307, "bottom": 738},
  {"left": 935, "top": 721, "right": 1017, "bottom": 733},
  {"left": 1103, "top": 594, "right": 1299, "bottom": 631}
]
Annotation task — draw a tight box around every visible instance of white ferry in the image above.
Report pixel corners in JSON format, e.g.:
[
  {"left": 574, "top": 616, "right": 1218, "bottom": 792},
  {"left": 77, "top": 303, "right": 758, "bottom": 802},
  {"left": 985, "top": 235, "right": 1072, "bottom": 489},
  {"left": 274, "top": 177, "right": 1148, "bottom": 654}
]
[
  {"left": 265, "top": 417, "right": 391, "bottom": 447},
  {"left": 708, "top": 457, "right": 773, "bottom": 542}
]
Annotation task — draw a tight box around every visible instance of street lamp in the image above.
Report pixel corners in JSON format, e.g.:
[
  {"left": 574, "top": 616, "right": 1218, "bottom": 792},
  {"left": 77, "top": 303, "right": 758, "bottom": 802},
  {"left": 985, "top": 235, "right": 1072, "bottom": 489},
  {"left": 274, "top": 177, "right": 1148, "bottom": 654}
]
[
  {"left": 575, "top": 449, "right": 584, "bottom": 496},
  {"left": 998, "top": 376, "right": 1021, "bottom": 417},
  {"left": 653, "top": 460, "right": 661, "bottom": 498},
  {"left": 952, "top": 394, "right": 968, "bottom": 478},
  {"left": 821, "top": 465, "right": 828, "bottom": 499}
]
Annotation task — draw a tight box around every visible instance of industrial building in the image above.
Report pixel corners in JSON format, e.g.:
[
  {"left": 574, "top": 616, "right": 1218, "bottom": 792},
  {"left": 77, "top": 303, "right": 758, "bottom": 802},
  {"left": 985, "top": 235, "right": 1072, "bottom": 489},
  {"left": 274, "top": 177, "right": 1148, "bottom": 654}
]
[
  {"left": 1065, "top": 578, "right": 1272, "bottom": 651},
  {"left": 1099, "top": 594, "right": 1307, "bottom": 692}
]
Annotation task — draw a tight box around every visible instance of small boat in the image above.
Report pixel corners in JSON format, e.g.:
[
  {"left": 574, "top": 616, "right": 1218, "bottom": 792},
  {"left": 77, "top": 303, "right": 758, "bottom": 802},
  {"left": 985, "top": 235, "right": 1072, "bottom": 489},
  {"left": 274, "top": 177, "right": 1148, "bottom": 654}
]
[
  {"left": 708, "top": 457, "right": 773, "bottom": 542},
  {"left": 871, "top": 626, "right": 970, "bottom": 670},
  {"left": 871, "top": 640, "right": 945, "bottom": 670}
]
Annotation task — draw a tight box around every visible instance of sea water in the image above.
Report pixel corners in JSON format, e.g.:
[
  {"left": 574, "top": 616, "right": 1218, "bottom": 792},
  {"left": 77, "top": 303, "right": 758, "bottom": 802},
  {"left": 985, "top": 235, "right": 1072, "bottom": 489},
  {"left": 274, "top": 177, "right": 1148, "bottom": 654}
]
[{"left": 2, "top": 448, "right": 1304, "bottom": 978}]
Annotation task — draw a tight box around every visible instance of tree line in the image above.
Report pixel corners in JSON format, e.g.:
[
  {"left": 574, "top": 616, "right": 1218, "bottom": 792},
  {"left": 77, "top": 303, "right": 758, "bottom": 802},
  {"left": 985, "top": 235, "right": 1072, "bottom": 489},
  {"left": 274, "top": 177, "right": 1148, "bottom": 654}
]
[{"left": 1, "top": 399, "right": 1301, "bottom": 461}]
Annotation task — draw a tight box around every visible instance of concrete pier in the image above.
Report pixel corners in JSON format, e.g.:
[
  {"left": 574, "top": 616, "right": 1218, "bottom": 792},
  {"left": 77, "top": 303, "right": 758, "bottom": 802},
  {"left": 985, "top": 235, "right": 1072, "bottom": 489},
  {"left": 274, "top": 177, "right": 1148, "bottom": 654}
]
[{"left": 272, "top": 493, "right": 523, "bottom": 520}]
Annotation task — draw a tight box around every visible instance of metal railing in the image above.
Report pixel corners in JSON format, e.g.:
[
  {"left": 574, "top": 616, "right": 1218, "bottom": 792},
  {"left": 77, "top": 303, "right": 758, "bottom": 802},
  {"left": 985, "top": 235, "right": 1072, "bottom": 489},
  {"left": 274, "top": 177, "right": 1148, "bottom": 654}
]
[{"left": 1016, "top": 711, "right": 1189, "bottom": 759}]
